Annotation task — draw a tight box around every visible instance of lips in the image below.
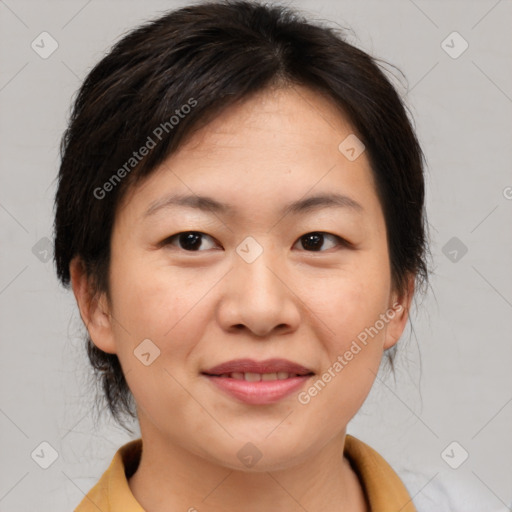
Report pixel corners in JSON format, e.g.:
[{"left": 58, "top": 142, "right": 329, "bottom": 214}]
[
  {"left": 201, "top": 358, "right": 315, "bottom": 404},
  {"left": 202, "top": 358, "right": 315, "bottom": 377}
]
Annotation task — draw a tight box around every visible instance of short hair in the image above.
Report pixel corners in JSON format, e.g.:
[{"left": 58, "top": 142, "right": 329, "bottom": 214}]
[{"left": 53, "top": 0, "right": 431, "bottom": 430}]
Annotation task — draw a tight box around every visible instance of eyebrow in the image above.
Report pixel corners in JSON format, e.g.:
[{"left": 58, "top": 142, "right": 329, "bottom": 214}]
[{"left": 143, "top": 192, "right": 364, "bottom": 219}]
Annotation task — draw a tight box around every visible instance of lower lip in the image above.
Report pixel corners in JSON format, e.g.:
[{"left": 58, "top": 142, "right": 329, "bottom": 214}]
[{"left": 202, "top": 374, "right": 313, "bottom": 405}]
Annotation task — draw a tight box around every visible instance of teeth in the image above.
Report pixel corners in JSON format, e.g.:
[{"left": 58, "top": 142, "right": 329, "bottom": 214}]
[{"left": 218, "top": 372, "right": 303, "bottom": 381}]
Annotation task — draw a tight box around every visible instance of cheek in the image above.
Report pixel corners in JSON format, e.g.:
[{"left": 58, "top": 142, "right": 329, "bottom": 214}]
[
  {"left": 108, "top": 260, "right": 211, "bottom": 413},
  {"left": 298, "top": 279, "right": 389, "bottom": 425},
  {"left": 108, "top": 255, "right": 225, "bottom": 386},
  {"left": 110, "top": 253, "right": 199, "bottom": 335},
  {"left": 314, "top": 264, "right": 391, "bottom": 345}
]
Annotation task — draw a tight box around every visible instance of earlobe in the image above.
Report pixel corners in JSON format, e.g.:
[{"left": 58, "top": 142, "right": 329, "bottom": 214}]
[
  {"left": 383, "top": 275, "right": 415, "bottom": 350},
  {"left": 69, "top": 257, "right": 117, "bottom": 354}
]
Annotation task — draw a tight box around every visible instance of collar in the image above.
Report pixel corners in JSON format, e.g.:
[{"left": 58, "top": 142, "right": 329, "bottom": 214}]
[{"left": 76, "top": 434, "right": 416, "bottom": 511}]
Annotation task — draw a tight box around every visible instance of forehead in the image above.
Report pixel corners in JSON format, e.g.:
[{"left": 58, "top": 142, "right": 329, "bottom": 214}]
[
  {"left": 117, "top": 85, "right": 380, "bottom": 225},
  {"left": 182, "top": 85, "right": 360, "bottom": 157}
]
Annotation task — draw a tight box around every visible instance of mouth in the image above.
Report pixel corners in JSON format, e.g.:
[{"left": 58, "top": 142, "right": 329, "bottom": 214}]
[
  {"left": 203, "top": 371, "right": 313, "bottom": 381},
  {"left": 202, "top": 357, "right": 315, "bottom": 377},
  {"left": 201, "top": 358, "right": 315, "bottom": 405}
]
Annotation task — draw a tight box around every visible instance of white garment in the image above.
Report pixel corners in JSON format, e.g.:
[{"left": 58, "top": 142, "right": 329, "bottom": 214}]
[{"left": 400, "top": 468, "right": 511, "bottom": 512}]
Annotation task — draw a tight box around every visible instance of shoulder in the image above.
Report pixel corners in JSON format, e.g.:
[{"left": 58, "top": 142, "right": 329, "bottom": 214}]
[
  {"left": 74, "top": 438, "right": 143, "bottom": 512},
  {"left": 344, "top": 434, "right": 417, "bottom": 512}
]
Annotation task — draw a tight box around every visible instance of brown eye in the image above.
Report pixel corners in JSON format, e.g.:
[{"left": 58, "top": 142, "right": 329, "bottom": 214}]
[
  {"left": 164, "top": 231, "right": 218, "bottom": 251},
  {"left": 161, "top": 231, "right": 347, "bottom": 253},
  {"left": 295, "top": 232, "right": 345, "bottom": 252}
]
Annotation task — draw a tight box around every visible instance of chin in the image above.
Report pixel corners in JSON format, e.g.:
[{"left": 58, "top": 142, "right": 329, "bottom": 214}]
[{"left": 204, "top": 439, "right": 312, "bottom": 473}]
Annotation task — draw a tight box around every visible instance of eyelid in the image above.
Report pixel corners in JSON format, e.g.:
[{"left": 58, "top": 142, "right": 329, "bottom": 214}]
[
  {"left": 160, "top": 231, "right": 219, "bottom": 250},
  {"left": 160, "top": 231, "right": 352, "bottom": 252},
  {"left": 298, "top": 232, "right": 353, "bottom": 251}
]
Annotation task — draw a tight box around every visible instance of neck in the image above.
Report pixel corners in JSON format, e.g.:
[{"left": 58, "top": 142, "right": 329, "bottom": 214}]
[{"left": 128, "top": 423, "right": 368, "bottom": 512}]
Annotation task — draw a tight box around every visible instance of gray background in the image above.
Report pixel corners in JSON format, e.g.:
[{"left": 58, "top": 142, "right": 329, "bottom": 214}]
[{"left": 1, "top": 0, "right": 511, "bottom": 510}]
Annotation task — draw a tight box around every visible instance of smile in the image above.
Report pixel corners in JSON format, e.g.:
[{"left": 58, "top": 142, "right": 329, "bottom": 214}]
[{"left": 202, "top": 372, "right": 314, "bottom": 404}]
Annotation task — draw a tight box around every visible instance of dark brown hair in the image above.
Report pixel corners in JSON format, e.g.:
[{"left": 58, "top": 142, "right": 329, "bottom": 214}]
[{"left": 53, "top": 0, "right": 431, "bottom": 431}]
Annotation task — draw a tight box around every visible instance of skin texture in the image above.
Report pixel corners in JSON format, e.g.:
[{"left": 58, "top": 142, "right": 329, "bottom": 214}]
[{"left": 70, "top": 85, "right": 414, "bottom": 512}]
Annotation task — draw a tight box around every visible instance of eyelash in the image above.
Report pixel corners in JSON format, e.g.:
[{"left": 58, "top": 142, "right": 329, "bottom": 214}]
[{"left": 161, "top": 231, "right": 351, "bottom": 253}]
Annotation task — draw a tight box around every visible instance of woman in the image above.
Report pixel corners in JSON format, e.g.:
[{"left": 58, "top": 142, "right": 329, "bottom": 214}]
[{"left": 53, "top": 1, "right": 430, "bottom": 510}]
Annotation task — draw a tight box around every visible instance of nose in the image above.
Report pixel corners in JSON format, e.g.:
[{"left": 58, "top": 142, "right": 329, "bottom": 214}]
[{"left": 216, "top": 245, "right": 301, "bottom": 338}]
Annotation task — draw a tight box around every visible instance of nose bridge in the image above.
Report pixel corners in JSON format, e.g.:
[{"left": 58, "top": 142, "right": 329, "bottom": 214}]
[
  {"left": 218, "top": 234, "right": 299, "bottom": 336},
  {"left": 234, "top": 235, "right": 284, "bottom": 302}
]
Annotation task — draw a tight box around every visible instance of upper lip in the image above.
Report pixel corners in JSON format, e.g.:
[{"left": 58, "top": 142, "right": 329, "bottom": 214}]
[{"left": 202, "top": 358, "right": 315, "bottom": 376}]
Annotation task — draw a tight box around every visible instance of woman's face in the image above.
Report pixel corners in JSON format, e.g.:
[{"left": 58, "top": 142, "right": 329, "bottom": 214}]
[{"left": 79, "top": 85, "right": 412, "bottom": 471}]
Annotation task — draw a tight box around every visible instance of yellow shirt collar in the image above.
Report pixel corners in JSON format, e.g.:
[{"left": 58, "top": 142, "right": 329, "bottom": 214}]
[{"left": 75, "top": 434, "right": 416, "bottom": 511}]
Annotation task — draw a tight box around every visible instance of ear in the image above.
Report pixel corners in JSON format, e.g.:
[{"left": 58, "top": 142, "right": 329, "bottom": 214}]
[
  {"left": 69, "top": 257, "right": 117, "bottom": 354},
  {"left": 383, "top": 274, "right": 415, "bottom": 350}
]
